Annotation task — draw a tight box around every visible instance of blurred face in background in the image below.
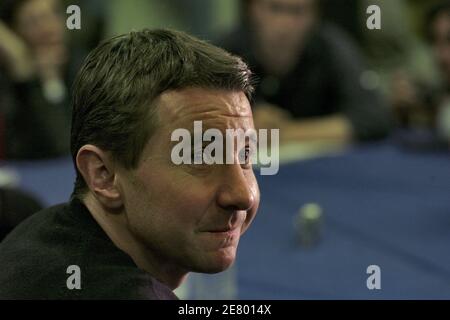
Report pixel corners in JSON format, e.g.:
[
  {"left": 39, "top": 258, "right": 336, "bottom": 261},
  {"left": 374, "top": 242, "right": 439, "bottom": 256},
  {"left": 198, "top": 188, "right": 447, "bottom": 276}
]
[
  {"left": 13, "top": 0, "right": 65, "bottom": 49},
  {"left": 431, "top": 11, "right": 450, "bottom": 84},
  {"left": 247, "top": 0, "right": 317, "bottom": 75}
]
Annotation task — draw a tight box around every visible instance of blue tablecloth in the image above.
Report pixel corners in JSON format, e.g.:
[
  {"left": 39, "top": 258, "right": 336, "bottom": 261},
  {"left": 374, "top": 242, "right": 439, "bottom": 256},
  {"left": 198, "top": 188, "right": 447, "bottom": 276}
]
[
  {"left": 238, "top": 143, "right": 450, "bottom": 299},
  {"left": 5, "top": 142, "right": 450, "bottom": 299}
]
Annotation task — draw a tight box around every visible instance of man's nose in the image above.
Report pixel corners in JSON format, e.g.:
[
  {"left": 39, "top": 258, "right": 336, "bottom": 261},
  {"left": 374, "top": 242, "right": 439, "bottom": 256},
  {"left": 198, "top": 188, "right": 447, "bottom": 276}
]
[{"left": 216, "top": 164, "right": 256, "bottom": 212}]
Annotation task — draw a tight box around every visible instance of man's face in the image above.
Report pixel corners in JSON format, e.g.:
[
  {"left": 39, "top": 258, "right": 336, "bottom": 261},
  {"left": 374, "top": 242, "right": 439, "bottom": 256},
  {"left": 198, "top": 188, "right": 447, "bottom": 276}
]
[
  {"left": 248, "top": 0, "right": 316, "bottom": 73},
  {"left": 431, "top": 12, "right": 450, "bottom": 83},
  {"left": 117, "top": 87, "right": 260, "bottom": 274}
]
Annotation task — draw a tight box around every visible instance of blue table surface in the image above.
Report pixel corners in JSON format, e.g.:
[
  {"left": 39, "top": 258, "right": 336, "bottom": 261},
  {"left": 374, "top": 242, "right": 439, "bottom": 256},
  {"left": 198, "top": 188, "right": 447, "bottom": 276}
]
[{"left": 4, "top": 142, "right": 450, "bottom": 299}]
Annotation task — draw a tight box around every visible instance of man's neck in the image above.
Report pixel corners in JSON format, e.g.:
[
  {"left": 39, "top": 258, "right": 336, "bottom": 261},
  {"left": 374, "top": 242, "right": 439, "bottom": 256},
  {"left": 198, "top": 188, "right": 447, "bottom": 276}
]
[{"left": 81, "top": 193, "right": 187, "bottom": 290}]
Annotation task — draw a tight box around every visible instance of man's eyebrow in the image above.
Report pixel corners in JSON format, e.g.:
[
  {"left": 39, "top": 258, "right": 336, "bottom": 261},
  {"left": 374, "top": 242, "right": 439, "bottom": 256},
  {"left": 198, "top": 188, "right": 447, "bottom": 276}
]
[
  {"left": 212, "top": 108, "right": 254, "bottom": 118},
  {"left": 192, "top": 103, "right": 252, "bottom": 118},
  {"left": 191, "top": 110, "right": 253, "bottom": 118},
  {"left": 170, "top": 128, "right": 257, "bottom": 138},
  {"left": 222, "top": 113, "right": 253, "bottom": 118}
]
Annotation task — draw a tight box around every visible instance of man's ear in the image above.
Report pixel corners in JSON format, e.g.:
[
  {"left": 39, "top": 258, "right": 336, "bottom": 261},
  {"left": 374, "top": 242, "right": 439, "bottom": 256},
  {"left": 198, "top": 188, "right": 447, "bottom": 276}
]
[{"left": 76, "top": 145, "right": 123, "bottom": 209}]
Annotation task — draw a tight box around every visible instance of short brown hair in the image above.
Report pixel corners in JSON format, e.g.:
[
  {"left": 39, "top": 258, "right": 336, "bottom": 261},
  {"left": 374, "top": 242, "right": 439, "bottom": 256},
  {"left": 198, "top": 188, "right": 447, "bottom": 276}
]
[{"left": 71, "top": 29, "right": 254, "bottom": 197}]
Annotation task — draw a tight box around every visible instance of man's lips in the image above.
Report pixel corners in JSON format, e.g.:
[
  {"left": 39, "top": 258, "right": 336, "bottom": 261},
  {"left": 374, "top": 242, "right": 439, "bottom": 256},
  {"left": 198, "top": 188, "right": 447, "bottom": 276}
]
[
  {"left": 199, "top": 222, "right": 243, "bottom": 236},
  {"left": 199, "top": 223, "right": 243, "bottom": 248},
  {"left": 204, "top": 227, "right": 240, "bottom": 243},
  {"left": 199, "top": 212, "right": 246, "bottom": 234},
  {"left": 204, "top": 225, "right": 238, "bottom": 233},
  {"left": 206, "top": 224, "right": 231, "bottom": 231}
]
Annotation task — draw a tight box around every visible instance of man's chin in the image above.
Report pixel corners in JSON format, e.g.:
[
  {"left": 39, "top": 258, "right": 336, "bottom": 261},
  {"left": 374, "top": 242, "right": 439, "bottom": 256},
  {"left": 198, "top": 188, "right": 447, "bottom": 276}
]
[{"left": 191, "top": 248, "right": 237, "bottom": 274}]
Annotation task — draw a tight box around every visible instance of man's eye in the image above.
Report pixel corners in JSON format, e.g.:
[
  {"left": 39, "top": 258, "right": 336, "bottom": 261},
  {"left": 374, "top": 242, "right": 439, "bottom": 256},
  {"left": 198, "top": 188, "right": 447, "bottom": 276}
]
[
  {"left": 191, "top": 149, "right": 203, "bottom": 163},
  {"left": 239, "top": 146, "right": 253, "bottom": 166},
  {"left": 191, "top": 144, "right": 212, "bottom": 164}
]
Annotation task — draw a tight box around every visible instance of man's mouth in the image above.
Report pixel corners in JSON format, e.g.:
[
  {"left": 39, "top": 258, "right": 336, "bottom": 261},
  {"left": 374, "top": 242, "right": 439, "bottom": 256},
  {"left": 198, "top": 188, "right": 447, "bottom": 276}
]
[
  {"left": 203, "top": 224, "right": 241, "bottom": 239},
  {"left": 199, "top": 212, "right": 246, "bottom": 237},
  {"left": 208, "top": 226, "right": 234, "bottom": 233}
]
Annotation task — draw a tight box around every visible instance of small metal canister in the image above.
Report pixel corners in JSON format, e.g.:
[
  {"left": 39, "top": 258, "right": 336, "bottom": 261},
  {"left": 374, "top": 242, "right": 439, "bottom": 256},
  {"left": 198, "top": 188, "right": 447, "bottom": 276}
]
[{"left": 293, "top": 203, "right": 323, "bottom": 248}]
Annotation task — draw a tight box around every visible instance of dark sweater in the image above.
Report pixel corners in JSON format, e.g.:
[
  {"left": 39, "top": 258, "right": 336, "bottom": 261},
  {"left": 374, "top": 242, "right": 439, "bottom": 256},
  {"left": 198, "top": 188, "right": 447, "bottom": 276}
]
[{"left": 0, "top": 198, "right": 178, "bottom": 300}]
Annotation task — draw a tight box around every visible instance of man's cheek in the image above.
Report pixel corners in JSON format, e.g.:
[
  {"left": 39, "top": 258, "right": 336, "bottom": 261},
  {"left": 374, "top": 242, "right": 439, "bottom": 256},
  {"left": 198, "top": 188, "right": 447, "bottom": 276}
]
[
  {"left": 241, "top": 200, "right": 259, "bottom": 235},
  {"left": 242, "top": 216, "right": 254, "bottom": 235}
]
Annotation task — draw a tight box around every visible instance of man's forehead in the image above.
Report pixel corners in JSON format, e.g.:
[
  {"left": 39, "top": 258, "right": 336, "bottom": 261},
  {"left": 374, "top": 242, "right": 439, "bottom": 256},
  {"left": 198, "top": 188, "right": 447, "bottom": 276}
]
[{"left": 157, "top": 87, "right": 252, "bottom": 121}]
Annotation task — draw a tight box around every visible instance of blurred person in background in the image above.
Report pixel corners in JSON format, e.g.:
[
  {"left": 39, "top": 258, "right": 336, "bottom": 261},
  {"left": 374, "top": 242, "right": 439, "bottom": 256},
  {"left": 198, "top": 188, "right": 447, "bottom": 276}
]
[
  {"left": 219, "top": 0, "right": 392, "bottom": 144},
  {"left": 0, "top": 0, "right": 98, "bottom": 159},
  {"left": 321, "top": 0, "right": 439, "bottom": 94},
  {"left": 421, "top": 0, "right": 450, "bottom": 145},
  {"left": 350, "top": 0, "right": 441, "bottom": 131},
  {"left": 388, "top": 0, "right": 450, "bottom": 147}
]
